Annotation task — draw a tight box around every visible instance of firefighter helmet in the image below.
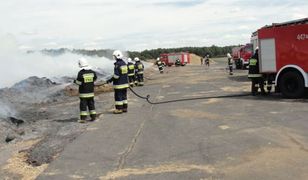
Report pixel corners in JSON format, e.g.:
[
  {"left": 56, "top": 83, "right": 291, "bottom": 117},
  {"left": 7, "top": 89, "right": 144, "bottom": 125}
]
[
  {"left": 127, "top": 58, "right": 132, "bottom": 63},
  {"left": 156, "top": 57, "right": 160, "bottom": 61},
  {"left": 134, "top": 57, "right": 140, "bottom": 62},
  {"left": 255, "top": 46, "right": 259, "bottom": 50},
  {"left": 227, "top": 53, "right": 231, "bottom": 58},
  {"left": 113, "top": 50, "right": 123, "bottom": 60},
  {"left": 78, "top": 57, "right": 89, "bottom": 68}
]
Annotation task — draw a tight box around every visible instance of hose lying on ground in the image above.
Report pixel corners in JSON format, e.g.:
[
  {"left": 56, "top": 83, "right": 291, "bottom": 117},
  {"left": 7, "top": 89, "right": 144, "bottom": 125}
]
[{"left": 129, "top": 87, "right": 251, "bottom": 105}]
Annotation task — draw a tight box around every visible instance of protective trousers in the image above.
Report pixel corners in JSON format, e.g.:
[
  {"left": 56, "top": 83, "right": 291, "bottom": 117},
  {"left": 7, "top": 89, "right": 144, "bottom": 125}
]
[
  {"left": 114, "top": 88, "right": 128, "bottom": 110},
  {"left": 80, "top": 97, "right": 96, "bottom": 120},
  {"left": 205, "top": 59, "right": 210, "bottom": 67},
  {"left": 136, "top": 74, "right": 144, "bottom": 86},
  {"left": 229, "top": 65, "right": 233, "bottom": 75},
  {"left": 158, "top": 67, "right": 164, "bottom": 73},
  {"left": 251, "top": 77, "right": 265, "bottom": 95},
  {"left": 128, "top": 75, "right": 135, "bottom": 86}
]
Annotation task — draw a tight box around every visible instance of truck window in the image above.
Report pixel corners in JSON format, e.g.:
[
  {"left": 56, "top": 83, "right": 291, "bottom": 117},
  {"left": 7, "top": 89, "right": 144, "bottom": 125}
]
[{"left": 244, "top": 45, "right": 253, "bottom": 53}]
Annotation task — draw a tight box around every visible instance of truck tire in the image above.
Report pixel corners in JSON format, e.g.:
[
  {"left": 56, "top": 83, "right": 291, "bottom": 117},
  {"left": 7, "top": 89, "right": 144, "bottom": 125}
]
[{"left": 279, "top": 71, "right": 305, "bottom": 98}]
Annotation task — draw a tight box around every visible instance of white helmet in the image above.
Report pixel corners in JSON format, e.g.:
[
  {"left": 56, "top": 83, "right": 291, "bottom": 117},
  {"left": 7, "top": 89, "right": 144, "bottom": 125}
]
[
  {"left": 156, "top": 57, "right": 160, "bottom": 61},
  {"left": 255, "top": 46, "right": 259, "bottom": 51},
  {"left": 127, "top": 58, "right": 132, "bottom": 63},
  {"left": 78, "top": 57, "right": 89, "bottom": 68},
  {"left": 113, "top": 50, "right": 123, "bottom": 60},
  {"left": 227, "top": 53, "right": 231, "bottom": 58},
  {"left": 134, "top": 57, "right": 140, "bottom": 62}
]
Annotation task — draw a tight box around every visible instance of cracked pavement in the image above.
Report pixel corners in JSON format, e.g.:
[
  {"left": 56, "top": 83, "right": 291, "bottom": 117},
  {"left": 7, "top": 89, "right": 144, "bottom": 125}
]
[{"left": 38, "top": 59, "right": 308, "bottom": 180}]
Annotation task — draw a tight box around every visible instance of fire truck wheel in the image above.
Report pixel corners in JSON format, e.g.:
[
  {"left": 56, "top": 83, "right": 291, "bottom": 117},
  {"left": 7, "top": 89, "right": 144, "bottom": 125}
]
[{"left": 279, "top": 71, "right": 305, "bottom": 98}]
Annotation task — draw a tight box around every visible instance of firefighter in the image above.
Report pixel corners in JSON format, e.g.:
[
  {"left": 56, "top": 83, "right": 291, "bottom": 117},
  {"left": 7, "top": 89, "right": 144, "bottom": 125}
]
[
  {"left": 74, "top": 57, "right": 97, "bottom": 123},
  {"left": 175, "top": 58, "right": 181, "bottom": 66},
  {"left": 227, "top": 53, "right": 233, "bottom": 75},
  {"left": 107, "top": 50, "right": 129, "bottom": 114},
  {"left": 248, "top": 47, "right": 266, "bottom": 96},
  {"left": 134, "top": 57, "right": 144, "bottom": 86},
  {"left": 205, "top": 54, "right": 210, "bottom": 67},
  {"left": 156, "top": 57, "right": 164, "bottom": 74},
  {"left": 200, "top": 57, "right": 203, "bottom": 65},
  {"left": 127, "top": 58, "right": 135, "bottom": 87}
]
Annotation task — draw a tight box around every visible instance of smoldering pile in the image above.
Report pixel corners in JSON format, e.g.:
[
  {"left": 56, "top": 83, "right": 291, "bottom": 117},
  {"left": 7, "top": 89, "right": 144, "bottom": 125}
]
[
  {"left": 0, "top": 76, "right": 61, "bottom": 145},
  {"left": 0, "top": 69, "right": 111, "bottom": 145}
]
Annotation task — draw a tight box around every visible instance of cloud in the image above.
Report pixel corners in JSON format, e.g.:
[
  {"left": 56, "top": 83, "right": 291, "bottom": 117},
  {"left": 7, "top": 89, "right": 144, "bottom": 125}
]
[
  {"left": 0, "top": 0, "right": 307, "bottom": 51},
  {"left": 153, "top": 0, "right": 206, "bottom": 7}
]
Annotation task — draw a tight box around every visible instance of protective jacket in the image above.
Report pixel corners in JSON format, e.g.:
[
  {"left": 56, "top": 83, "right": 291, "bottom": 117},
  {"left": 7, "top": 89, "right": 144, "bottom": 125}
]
[
  {"left": 157, "top": 60, "right": 164, "bottom": 70},
  {"left": 248, "top": 50, "right": 262, "bottom": 78},
  {"left": 74, "top": 69, "right": 97, "bottom": 98},
  {"left": 111, "top": 59, "right": 129, "bottom": 89},
  {"left": 228, "top": 58, "right": 233, "bottom": 66},
  {"left": 135, "top": 61, "right": 144, "bottom": 74},
  {"left": 127, "top": 62, "right": 135, "bottom": 77}
]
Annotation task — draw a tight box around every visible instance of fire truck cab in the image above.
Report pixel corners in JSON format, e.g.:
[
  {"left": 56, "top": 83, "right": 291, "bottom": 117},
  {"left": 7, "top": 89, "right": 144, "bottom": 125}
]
[
  {"left": 251, "top": 18, "right": 308, "bottom": 98},
  {"left": 160, "top": 52, "right": 190, "bottom": 66},
  {"left": 231, "top": 44, "right": 253, "bottom": 69}
]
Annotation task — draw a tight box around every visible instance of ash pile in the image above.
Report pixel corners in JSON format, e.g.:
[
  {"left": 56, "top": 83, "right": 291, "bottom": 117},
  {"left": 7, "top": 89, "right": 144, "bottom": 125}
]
[{"left": 0, "top": 71, "right": 110, "bottom": 167}]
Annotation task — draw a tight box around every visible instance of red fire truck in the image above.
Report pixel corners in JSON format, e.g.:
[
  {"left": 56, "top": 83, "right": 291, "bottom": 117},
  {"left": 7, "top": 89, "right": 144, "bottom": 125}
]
[
  {"left": 160, "top": 52, "right": 190, "bottom": 66},
  {"left": 251, "top": 18, "right": 308, "bottom": 98},
  {"left": 231, "top": 44, "right": 253, "bottom": 69}
]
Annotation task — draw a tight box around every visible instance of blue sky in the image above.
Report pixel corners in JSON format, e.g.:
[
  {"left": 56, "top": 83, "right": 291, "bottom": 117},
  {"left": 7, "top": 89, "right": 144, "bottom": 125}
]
[{"left": 0, "top": 0, "right": 307, "bottom": 51}]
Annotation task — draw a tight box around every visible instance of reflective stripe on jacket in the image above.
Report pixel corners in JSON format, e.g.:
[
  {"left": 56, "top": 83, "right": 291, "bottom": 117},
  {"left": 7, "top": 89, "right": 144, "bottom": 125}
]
[
  {"left": 75, "top": 69, "right": 97, "bottom": 97},
  {"left": 248, "top": 50, "right": 261, "bottom": 78},
  {"left": 127, "top": 62, "right": 135, "bottom": 77},
  {"left": 113, "top": 59, "right": 129, "bottom": 89},
  {"left": 135, "top": 62, "right": 144, "bottom": 74}
]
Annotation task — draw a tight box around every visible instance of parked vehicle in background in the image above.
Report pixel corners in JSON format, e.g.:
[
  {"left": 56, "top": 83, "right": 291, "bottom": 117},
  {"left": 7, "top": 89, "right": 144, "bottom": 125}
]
[
  {"left": 231, "top": 44, "right": 253, "bottom": 69},
  {"left": 251, "top": 18, "right": 308, "bottom": 98},
  {"left": 160, "top": 52, "right": 190, "bottom": 66}
]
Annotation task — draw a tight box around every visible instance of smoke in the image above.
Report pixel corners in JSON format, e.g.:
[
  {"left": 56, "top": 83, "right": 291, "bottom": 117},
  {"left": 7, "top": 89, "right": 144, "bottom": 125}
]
[
  {"left": 0, "top": 34, "right": 115, "bottom": 88},
  {"left": 0, "top": 101, "right": 15, "bottom": 119}
]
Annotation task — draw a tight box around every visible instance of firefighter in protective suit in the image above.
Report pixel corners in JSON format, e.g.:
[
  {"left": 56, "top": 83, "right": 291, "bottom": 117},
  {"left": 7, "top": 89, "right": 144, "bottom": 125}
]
[
  {"left": 227, "top": 53, "right": 233, "bottom": 75},
  {"left": 107, "top": 50, "right": 129, "bottom": 114},
  {"left": 248, "top": 47, "right": 265, "bottom": 95},
  {"left": 74, "top": 58, "right": 97, "bottom": 123},
  {"left": 175, "top": 58, "right": 181, "bottom": 66},
  {"left": 127, "top": 58, "right": 135, "bottom": 87},
  {"left": 205, "top": 54, "right": 210, "bottom": 67},
  {"left": 134, "top": 57, "right": 144, "bottom": 86},
  {"left": 156, "top": 57, "right": 164, "bottom": 74}
]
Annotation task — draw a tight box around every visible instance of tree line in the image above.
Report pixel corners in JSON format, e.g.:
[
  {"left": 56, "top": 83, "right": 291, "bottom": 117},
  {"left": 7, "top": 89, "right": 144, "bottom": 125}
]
[
  {"left": 36, "top": 45, "right": 239, "bottom": 60},
  {"left": 128, "top": 45, "right": 237, "bottom": 60}
]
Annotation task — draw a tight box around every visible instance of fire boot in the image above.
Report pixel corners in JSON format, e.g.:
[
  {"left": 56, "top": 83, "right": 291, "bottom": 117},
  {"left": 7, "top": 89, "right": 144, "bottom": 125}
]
[{"left": 113, "top": 109, "right": 123, "bottom": 114}]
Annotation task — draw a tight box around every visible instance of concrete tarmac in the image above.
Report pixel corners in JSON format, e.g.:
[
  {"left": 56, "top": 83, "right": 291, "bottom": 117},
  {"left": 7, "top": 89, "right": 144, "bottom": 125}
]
[{"left": 38, "top": 59, "right": 308, "bottom": 180}]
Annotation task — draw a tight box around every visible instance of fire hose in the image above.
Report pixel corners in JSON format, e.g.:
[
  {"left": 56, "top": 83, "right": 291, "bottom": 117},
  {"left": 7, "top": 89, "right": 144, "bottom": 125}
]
[
  {"left": 94, "top": 81, "right": 251, "bottom": 105},
  {"left": 128, "top": 87, "right": 251, "bottom": 105}
]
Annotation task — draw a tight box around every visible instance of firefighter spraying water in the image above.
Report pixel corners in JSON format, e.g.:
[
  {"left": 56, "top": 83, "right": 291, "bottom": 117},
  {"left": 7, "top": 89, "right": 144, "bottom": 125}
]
[{"left": 106, "top": 50, "right": 129, "bottom": 114}]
